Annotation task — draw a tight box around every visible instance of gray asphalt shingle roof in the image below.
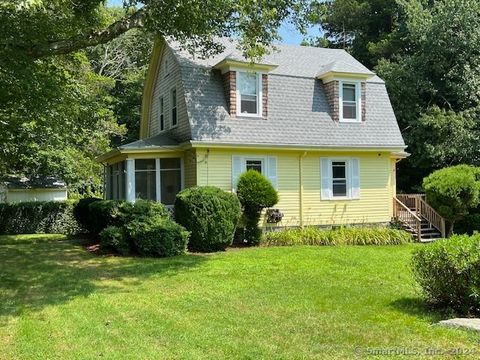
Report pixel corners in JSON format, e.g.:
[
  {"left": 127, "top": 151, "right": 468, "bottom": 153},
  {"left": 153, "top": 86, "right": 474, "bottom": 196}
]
[{"left": 169, "top": 39, "right": 405, "bottom": 149}]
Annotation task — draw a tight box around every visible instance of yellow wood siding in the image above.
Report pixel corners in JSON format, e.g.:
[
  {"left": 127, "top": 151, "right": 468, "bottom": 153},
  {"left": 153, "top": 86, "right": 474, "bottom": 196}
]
[
  {"left": 195, "top": 148, "right": 395, "bottom": 226},
  {"left": 183, "top": 149, "right": 197, "bottom": 188}
]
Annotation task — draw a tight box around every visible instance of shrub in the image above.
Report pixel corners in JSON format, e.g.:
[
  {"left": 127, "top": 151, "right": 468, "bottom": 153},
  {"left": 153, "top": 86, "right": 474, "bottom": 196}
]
[
  {"left": 99, "top": 226, "right": 130, "bottom": 255},
  {"left": 411, "top": 234, "right": 480, "bottom": 314},
  {"left": 73, "top": 197, "right": 102, "bottom": 233},
  {"left": 262, "top": 226, "right": 412, "bottom": 246},
  {"left": 175, "top": 186, "right": 241, "bottom": 252},
  {"left": 86, "top": 199, "right": 170, "bottom": 237},
  {"left": 87, "top": 200, "right": 122, "bottom": 236},
  {"left": 237, "top": 170, "right": 279, "bottom": 246},
  {"left": 0, "top": 201, "right": 80, "bottom": 235},
  {"left": 423, "top": 165, "right": 480, "bottom": 235},
  {"left": 125, "top": 216, "right": 189, "bottom": 257}
]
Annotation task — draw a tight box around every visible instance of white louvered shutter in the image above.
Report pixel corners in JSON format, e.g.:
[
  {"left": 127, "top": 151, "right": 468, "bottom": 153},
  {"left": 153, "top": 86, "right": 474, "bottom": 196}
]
[
  {"left": 266, "top": 157, "right": 278, "bottom": 189},
  {"left": 232, "top": 156, "right": 243, "bottom": 192},
  {"left": 350, "top": 158, "right": 360, "bottom": 199},
  {"left": 320, "top": 158, "right": 332, "bottom": 200}
]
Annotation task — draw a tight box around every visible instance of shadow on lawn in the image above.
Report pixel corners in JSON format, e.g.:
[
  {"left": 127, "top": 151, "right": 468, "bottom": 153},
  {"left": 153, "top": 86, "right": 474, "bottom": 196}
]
[
  {"left": 390, "top": 297, "right": 452, "bottom": 323},
  {"left": 0, "top": 240, "right": 207, "bottom": 321}
]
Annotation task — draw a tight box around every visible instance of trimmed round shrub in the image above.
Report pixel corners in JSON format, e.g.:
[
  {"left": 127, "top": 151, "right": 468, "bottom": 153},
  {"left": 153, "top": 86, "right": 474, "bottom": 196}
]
[
  {"left": 423, "top": 165, "right": 480, "bottom": 235},
  {"left": 237, "top": 170, "right": 279, "bottom": 246},
  {"left": 175, "top": 186, "right": 241, "bottom": 252},
  {"left": 99, "top": 226, "right": 130, "bottom": 255},
  {"left": 117, "top": 200, "right": 169, "bottom": 223},
  {"left": 411, "top": 233, "right": 480, "bottom": 314},
  {"left": 73, "top": 197, "right": 102, "bottom": 233},
  {"left": 125, "top": 216, "right": 189, "bottom": 257}
]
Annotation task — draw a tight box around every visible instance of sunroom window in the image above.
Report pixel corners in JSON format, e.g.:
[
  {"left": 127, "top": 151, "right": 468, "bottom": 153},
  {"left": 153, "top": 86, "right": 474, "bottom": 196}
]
[
  {"left": 135, "top": 159, "right": 156, "bottom": 201},
  {"left": 237, "top": 71, "right": 259, "bottom": 116}
]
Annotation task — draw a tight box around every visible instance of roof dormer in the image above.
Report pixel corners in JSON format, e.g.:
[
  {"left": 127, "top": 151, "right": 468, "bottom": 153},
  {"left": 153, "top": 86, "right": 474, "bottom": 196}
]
[
  {"left": 213, "top": 56, "right": 277, "bottom": 119},
  {"left": 317, "top": 61, "right": 374, "bottom": 123}
]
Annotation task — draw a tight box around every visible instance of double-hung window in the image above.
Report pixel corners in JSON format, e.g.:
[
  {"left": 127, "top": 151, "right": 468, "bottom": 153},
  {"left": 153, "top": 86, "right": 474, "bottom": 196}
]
[
  {"left": 171, "top": 89, "right": 177, "bottom": 126},
  {"left": 332, "top": 161, "right": 347, "bottom": 197},
  {"left": 159, "top": 97, "right": 164, "bottom": 131},
  {"left": 245, "top": 159, "right": 263, "bottom": 173},
  {"left": 340, "top": 82, "right": 361, "bottom": 122},
  {"left": 237, "top": 71, "right": 261, "bottom": 116},
  {"left": 321, "top": 158, "right": 360, "bottom": 200}
]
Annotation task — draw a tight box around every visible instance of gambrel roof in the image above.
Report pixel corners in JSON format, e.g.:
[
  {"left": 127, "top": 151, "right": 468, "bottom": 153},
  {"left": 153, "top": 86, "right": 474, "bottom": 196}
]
[{"left": 165, "top": 38, "right": 405, "bottom": 150}]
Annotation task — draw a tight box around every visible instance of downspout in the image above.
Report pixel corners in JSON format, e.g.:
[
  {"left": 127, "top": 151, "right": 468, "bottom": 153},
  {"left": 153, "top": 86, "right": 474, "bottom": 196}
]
[{"left": 299, "top": 151, "right": 307, "bottom": 228}]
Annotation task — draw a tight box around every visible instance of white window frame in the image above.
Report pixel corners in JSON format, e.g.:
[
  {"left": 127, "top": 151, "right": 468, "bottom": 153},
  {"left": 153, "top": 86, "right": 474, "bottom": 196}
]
[
  {"left": 339, "top": 80, "right": 362, "bottom": 123},
  {"left": 171, "top": 88, "right": 177, "bottom": 127},
  {"left": 159, "top": 96, "right": 165, "bottom": 131},
  {"left": 130, "top": 158, "right": 184, "bottom": 207},
  {"left": 331, "top": 160, "right": 350, "bottom": 199},
  {"left": 321, "top": 157, "right": 360, "bottom": 201},
  {"left": 236, "top": 71, "right": 263, "bottom": 117},
  {"left": 245, "top": 158, "right": 265, "bottom": 173}
]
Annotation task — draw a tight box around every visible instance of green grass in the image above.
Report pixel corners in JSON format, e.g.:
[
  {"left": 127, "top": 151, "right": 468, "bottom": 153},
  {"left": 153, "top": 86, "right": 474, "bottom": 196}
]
[
  {"left": 1, "top": 235, "right": 479, "bottom": 359},
  {"left": 0, "top": 233, "right": 68, "bottom": 245}
]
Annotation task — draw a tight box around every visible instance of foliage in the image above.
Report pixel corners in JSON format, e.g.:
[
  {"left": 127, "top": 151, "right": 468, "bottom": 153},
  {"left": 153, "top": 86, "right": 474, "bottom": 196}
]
[
  {"left": 175, "top": 186, "right": 241, "bottom": 252},
  {"left": 262, "top": 226, "right": 412, "bottom": 247},
  {"left": 305, "top": 0, "right": 404, "bottom": 68},
  {"left": 411, "top": 234, "right": 480, "bottom": 314},
  {"left": 375, "top": 0, "right": 480, "bottom": 190},
  {"left": 73, "top": 197, "right": 102, "bottom": 233},
  {"left": 237, "top": 170, "right": 279, "bottom": 246},
  {"left": 84, "top": 199, "right": 169, "bottom": 237},
  {"left": 99, "top": 226, "right": 130, "bottom": 255},
  {"left": 454, "top": 214, "right": 480, "bottom": 236},
  {"left": 0, "top": 201, "right": 80, "bottom": 235},
  {"left": 125, "top": 216, "right": 189, "bottom": 257},
  {"left": 423, "top": 165, "right": 480, "bottom": 235}
]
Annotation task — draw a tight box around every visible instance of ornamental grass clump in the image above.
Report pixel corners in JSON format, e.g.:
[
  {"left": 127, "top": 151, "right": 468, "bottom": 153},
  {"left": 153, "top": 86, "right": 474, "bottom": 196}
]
[
  {"left": 262, "top": 226, "right": 412, "bottom": 247},
  {"left": 236, "top": 170, "right": 279, "bottom": 246}
]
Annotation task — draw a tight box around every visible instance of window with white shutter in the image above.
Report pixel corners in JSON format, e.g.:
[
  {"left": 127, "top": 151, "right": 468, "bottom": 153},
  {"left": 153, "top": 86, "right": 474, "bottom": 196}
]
[
  {"left": 320, "top": 158, "right": 360, "bottom": 200},
  {"left": 231, "top": 155, "right": 278, "bottom": 191}
]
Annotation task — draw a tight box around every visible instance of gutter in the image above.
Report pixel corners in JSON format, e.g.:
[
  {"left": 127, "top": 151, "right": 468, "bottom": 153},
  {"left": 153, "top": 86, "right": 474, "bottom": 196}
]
[{"left": 190, "top": 141, "right": 407, "bottom": 152}]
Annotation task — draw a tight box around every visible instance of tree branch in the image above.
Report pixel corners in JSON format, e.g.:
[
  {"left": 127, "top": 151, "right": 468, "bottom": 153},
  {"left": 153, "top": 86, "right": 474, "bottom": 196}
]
[{"left": 28, "top": 8, "right": 146, "bottom": 58}]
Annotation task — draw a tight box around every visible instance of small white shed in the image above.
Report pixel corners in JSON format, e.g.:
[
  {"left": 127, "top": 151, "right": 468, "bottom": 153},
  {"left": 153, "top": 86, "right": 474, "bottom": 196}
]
[{"left": 0, "top": 176, "right": 67, "bottom": 203}]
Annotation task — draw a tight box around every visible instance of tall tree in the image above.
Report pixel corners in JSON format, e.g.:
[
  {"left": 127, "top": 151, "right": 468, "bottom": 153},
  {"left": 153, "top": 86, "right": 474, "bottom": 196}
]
[
  {"left": 0, "top": 1, "right": 309, "bottom": 194},
  {"left": 305, "top": 0, "right": 405, "bottom": 68}
]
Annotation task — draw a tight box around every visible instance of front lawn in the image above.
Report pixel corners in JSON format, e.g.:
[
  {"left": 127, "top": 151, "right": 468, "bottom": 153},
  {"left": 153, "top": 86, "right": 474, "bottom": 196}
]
[{"left": 0, "top": 236, "right": 478, "bottom": 359}]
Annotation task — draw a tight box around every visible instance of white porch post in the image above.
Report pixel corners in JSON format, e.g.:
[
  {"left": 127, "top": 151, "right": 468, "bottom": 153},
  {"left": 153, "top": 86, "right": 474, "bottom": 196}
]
[{"left": 126, "top": 159, "right": 135, "bottom": 203}]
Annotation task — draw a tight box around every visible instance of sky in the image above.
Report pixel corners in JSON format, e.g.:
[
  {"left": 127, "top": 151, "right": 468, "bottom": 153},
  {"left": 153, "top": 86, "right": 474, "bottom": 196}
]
[{"left": 107, "top": 0, "right": 321, "bottom": 45}]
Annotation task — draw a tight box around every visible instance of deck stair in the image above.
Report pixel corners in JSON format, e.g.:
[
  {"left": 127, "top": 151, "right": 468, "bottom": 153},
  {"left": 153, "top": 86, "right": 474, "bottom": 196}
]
[{"left": 393, "top": 194, "right": 446, "bottom": 242}]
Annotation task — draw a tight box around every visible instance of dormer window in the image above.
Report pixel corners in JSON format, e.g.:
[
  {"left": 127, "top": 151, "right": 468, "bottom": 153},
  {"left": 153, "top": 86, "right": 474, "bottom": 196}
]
[
  {"left": 339, "top": 81, "right": 362, "bottom": 123},
  {"left": 236, "top": 71, "right": 261, "bottom": 117}
]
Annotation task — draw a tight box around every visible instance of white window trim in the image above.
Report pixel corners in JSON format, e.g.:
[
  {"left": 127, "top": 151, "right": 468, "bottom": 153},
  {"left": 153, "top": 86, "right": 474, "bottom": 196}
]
[
  {"left": 171, "top": 88, "right": 178, "bottom": 128},
  {"left": 245, "top": 157, "right": 265, "bottom": 173},
  {"left": 331, "top": 159, "right": 351, "bottom": 200},
  {"left": 159, "top": 96, "right": 165, "bottom": 132},
  {"left": 339, "top": 80, "right": 362, "bottom": 123},
  {"left": 321, "top": 157, "right": 360, "bottom": 201},
  {"left": 236, "top": 71, "right": 263, "bottom": 118},
  {"left": 130, "top": 158, "right": 184, "bottom": 205}
]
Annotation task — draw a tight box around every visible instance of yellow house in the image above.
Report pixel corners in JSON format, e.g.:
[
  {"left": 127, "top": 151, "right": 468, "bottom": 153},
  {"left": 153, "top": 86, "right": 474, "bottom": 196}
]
[{"left": 97, "top": 38, "right": 407, "bottom": 227}]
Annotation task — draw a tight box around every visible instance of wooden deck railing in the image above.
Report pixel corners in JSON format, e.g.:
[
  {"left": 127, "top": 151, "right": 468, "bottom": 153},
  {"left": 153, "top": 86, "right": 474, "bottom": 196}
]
[
  {"left": 393, "top": 197, "right": 422, "bottom": 241},
  {"left": 396, "top": 194, "right": 446, "bottom": 239}
]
